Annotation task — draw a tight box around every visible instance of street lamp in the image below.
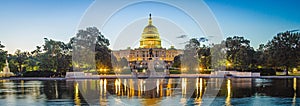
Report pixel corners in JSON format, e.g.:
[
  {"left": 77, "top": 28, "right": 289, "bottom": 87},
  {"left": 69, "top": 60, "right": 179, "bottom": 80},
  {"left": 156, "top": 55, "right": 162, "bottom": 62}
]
[
  {"left": 226, "top": 63, "right": 232, "bottom": 71},
  {"left": 293, "top": 68, "right": 298, "bottom": 74},
  {"left": 227, "top": 63, "right": 231, "bottom": 67}
]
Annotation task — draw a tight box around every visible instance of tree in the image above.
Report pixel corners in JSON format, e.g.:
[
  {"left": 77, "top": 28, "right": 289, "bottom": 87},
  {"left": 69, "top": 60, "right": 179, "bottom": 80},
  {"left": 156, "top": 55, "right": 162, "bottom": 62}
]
[
  {"left": 224, "top": 36, "right": 254, "bottom": 70},
  {"left": 7, "top": 54, "right": 18, "bottom": 74},
  {"left": 182, "top": 38, "right": 200, "bottom": 73},
  {"left": 265, "top": 31, "right": 300, "bottom": 75},
  {"left": 172, "top": 54, "right": 182, "bottom": 68},
  {"left": 40, "top": 38, "right": 72, "bottom": 73},
  {"left": 14, "top": 49, "right": 28, "bottom": 73},
  {"left": 252, "top": 44, "right": 268, "bottom": 68},
  {"left": 28, "top": 46, "right": 42, "bottom": 71},
  {"left": 0, "top": 41, "right": 7, "bottom": 71},
  {"left": 185, "top": 38, "right": 200, "bottom": 49},
  {"left": 70, "top": 27, "right": 111, "bottom": 72},
  {"left": 27, "top": 54, "right": 36, "bottom": 71},
  {"left": 197, "top": 45, "right": 211, "bottom": 69},
  {"left": 119, "top": 57, "right": 128, "bottom": 68},
  {"left": 210, "top": 43, "right": 227, "bottom": 70},
  {"left": 234, "top": 46, "right": 255, "bottom": 70},
  {"left": 95, "top": 44, "right": 112, "bottom": 69}
]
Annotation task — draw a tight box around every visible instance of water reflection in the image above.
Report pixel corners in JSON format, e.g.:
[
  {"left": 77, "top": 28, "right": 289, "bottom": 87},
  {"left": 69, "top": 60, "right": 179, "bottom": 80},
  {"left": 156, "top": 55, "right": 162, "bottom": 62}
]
[
  {"left": 0, "top": 78, "right": 299, "bottom": 105},
  {"left": 182, "top": 78, "right": 187, "bottom": 97},
  {"left": 99, "top": 79, "right": 107, "bottom": 105},
  {"left": 226, "top": 79, "right": 231, "bottom": 106},
  {"left": 74, "top": 82, "right": 80, "bottom": 105},
  {"left": 293, "top": 78, "right": 297, "bottom": 106},
  {"left": 194, "top": 78, "right": 204, "bottom": 104}
]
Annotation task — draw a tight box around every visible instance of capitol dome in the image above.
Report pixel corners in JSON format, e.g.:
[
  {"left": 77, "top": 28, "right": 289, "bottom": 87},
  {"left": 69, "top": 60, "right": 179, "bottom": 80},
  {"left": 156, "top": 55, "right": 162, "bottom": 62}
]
[
  {"left": 143, "top": 25, "right": 158, "bottom": 34},
  {"left": 140, "top": 14, "right": 162, "bottom": 48}
]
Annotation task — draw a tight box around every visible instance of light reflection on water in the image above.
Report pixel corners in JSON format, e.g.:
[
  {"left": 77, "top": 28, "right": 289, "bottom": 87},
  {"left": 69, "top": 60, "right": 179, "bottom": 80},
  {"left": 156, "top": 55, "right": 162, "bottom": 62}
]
[
  {"left": 225, "top": 79, "right": 231, "bottom": 106},
  {"left": 0, "top": 78, "right": 299, "bottom": 105}
]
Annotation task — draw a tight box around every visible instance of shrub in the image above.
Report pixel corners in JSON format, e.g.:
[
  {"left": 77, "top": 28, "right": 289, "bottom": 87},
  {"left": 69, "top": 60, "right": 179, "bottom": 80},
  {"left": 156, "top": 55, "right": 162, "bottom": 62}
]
[
  {"left": 260, "top": 69, "right": 276, "bottom": 76},
  {"left": 169, "top": 70, "right": 181, "bottom": 74},
  {"left": 200, "top": 71, "right": 211, "bottom": 74},
  {"left": 22, "top": 71, "right": 57, "bottom": 77}
]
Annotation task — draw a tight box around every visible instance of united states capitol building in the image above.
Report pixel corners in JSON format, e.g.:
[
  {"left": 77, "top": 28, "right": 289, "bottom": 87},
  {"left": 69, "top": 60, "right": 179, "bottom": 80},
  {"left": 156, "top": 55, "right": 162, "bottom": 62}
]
[{"left": 112, "top": 14, "right": 183, "bottom": 67}]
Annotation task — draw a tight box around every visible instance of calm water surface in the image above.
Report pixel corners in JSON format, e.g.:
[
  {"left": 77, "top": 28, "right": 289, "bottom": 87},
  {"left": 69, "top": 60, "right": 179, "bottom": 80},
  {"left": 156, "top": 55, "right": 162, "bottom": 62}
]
[{"left": 0, "top": 78, "right": 300, "bottom": 106}]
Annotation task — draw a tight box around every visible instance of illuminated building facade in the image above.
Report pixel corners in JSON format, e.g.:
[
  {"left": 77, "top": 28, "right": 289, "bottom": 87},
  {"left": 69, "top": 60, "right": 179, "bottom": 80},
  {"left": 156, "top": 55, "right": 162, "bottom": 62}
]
[{"left": 113, "top": 14, "right": 183, "bottom": 65}]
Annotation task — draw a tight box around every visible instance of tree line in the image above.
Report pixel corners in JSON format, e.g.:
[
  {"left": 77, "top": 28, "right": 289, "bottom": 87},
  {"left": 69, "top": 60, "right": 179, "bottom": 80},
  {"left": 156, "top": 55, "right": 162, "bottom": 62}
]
[
  {"left": 0, "top": 27, "right": 112, "bottom": 76},
  {"left": 172, "top": 31, "right": 300, "bottom": 75},
  {"left": 0, "top": 27, "right": 299, "bottom": 75}
]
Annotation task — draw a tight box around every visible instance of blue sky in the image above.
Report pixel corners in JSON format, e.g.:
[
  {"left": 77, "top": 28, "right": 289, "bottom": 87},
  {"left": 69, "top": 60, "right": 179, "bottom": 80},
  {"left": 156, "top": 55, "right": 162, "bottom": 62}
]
[
  {"left": 0, "top": 0, "right": 299, "bottom": 53},
  {"left": 206, "top": 0, "right": 300, "bottom": 47},
  {"left": 0, "top": 0, "right": 93, "bottom": 53}
]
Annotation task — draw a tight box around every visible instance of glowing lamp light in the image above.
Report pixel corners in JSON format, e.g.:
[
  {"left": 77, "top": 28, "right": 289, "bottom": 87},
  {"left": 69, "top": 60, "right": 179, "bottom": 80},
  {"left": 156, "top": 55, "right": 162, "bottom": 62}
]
[
  {"left": 257, "top": 65, "right": 262, "bottom": 69},
  {"left": 181, "top": 67, "right": 187, "bottom": 72},
  {"left": 114, "top": 68, "right": 121, "bottom": 72},
  {"left": 293, "top": 68, "right": 298, "bottom": 73},
  {"left": 199, "top": 67, "right": 203, "bottom": 71}
]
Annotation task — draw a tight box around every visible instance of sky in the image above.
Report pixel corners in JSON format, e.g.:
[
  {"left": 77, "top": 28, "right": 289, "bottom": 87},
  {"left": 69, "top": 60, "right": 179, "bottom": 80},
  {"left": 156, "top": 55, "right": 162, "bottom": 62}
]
[{"left": 0, "top": 0, "right": 299, "bottom": 53}]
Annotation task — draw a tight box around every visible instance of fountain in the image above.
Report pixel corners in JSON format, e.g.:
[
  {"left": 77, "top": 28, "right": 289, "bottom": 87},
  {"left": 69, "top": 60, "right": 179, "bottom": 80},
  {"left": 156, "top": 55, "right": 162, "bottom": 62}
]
[{"left": 0, "top": 59, "right": 14, "bottom": 77}]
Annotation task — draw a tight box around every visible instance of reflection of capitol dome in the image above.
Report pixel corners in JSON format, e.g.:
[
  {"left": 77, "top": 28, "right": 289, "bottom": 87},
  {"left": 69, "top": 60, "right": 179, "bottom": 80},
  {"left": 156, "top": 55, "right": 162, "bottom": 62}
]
[{"left": 140, "top": 14, "right": 162, "bottom": 48}]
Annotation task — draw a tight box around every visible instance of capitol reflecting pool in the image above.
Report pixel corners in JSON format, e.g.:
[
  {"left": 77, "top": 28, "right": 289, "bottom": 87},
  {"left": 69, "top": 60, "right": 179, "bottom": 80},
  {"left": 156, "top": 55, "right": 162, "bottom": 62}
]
[{"left": 0, "top": 78, "right": 300, "bottom": 106}]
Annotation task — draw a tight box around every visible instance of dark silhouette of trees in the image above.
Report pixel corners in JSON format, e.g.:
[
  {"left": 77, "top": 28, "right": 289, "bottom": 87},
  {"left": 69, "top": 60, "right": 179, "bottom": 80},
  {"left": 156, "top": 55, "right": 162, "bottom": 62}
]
[
  {"left": 210, "top": 43, "right": 226, "bottom": 70},
  {"left": 14, "top": 49, "right": 28, "bottom": 73},
  {"left": 224, "top": 36, "right": 255, "bottom": 70},
  {"left": 8, "top": 39, "right": 72, "bottom": 76},
  {"left": 28, "top": 46, "right": 42, "bottom": 71},
  {"left": 8, "top": 38, "right": 72, "bottom": 74},
  {"left": 119, "top": 57, "right": 129, "bottom": 68},
  {"left": 70, "top": 27, "right": 112, "bottom": 72},
  {"left": 172, "top": 54, "right": 182, "bottom": 68},
  {"left": 0, "top": 42, "right": 7, "bottom": 70},
  {"left": 39, "top": 38, "right": 72, "bottom": 73},
  {"left": 5, "top": 27, "right": 111, "bottom": 76},
  {"left": 181, "top": 38, "right": 200, "bottom": 73},
  {"left": 264, "top": 31, "right": 300, "bottom": 75},
  {"left": 198, "top": 45, "right": 211, "bottom": 70},
  {"left": 2, "top": 27, "right": 299, "bottom": 76}
]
